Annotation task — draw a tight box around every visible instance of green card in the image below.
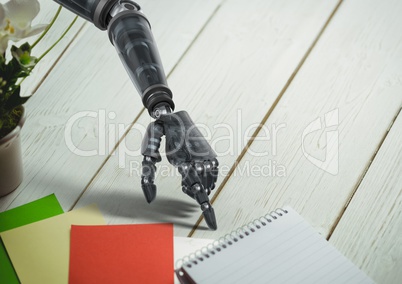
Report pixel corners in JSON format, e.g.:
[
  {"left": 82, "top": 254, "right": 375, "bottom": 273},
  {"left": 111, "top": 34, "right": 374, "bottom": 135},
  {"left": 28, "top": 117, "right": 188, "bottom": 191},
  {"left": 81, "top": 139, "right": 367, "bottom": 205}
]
[{"left": 0, "top": 194, "right": 64, "bottom": 284}]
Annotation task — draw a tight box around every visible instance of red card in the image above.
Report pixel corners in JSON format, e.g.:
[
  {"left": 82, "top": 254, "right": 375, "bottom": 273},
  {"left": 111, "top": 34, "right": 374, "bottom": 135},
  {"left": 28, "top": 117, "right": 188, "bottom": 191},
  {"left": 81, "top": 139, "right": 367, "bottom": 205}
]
[{"left": 69, "top": 223, "right": 173, "bottom": 284}]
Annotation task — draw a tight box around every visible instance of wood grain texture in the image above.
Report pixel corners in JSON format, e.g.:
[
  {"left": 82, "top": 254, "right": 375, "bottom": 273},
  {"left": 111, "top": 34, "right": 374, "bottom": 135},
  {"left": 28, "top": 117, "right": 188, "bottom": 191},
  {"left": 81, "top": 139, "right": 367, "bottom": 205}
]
[
  {"left": 74, "top": 0, "right": 340, "bottom": 236},
  {"left": 20, "top": 1, "right": 85, "bottom": 97},
  {"left": 0, "top": 0, "right": 223, "bottom": 211},
  {"left": 329, "top": 111, "right": 402, "bottom": 284},
  {"left": 191, "top": 0, "right": 402, "bottom": 240}
]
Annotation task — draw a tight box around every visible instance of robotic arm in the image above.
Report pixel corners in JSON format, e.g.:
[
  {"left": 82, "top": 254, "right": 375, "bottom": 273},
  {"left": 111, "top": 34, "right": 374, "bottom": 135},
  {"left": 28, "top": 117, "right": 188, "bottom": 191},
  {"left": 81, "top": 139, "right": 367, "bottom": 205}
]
[{"left": 54, "top": 0, "right": 219, "bottom": 229}]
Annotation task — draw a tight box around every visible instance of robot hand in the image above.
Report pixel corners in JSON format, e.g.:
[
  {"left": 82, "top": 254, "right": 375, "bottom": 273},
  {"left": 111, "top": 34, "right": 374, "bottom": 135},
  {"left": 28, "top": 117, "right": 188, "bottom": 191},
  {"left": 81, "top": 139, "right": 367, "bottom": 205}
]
[
  {"left": 54, "top": 0, "right": 219, "bottom": 229},
  {"left": 141, "top": 108, "right": 219, "bottom": 230}
]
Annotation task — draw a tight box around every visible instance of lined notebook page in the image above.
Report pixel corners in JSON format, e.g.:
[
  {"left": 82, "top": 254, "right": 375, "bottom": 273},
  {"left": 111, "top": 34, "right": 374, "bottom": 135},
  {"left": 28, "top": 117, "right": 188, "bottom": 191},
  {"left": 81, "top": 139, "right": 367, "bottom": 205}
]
[{"left": 178, "top": 207, "right": 373, "bottom": 284}]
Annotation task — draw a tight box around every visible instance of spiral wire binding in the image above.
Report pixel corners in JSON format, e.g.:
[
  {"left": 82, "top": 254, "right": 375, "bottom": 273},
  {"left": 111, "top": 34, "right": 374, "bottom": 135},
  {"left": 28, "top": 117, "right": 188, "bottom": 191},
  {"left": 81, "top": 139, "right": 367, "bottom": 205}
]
[{"left": 176, "top": 208, "right": 289, "bottom": 270}]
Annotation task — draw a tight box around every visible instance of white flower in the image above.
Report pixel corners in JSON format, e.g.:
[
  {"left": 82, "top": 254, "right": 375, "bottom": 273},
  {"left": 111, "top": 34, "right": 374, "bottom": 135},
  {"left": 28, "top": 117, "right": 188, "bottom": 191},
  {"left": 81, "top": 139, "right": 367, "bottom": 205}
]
[
  {"left": 0, "top": 33, "right": 8, "bottom": 54},
  {"left": 0, "top": 0, "right": 47, "bottom": 54}
]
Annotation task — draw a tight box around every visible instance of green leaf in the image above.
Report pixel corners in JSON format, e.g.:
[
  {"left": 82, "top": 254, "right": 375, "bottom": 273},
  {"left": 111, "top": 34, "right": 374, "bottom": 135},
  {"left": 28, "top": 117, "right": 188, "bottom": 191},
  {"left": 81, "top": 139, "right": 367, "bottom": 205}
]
[{"left": 4, "top": 86, "right": 29, "bottom": 110}]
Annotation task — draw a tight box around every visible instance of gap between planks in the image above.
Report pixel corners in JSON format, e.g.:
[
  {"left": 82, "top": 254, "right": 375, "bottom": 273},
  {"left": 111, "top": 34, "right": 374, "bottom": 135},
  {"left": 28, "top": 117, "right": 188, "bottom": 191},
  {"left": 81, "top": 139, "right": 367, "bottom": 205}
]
[
  {"left": 186, "top": 0, "right": 345, "bottom": 237},
  {"left": 68, "top": 2, "right": 225, "bottom": 212},
  {"left": 326, "top": 106, "right": 402, "bottom": 240}
]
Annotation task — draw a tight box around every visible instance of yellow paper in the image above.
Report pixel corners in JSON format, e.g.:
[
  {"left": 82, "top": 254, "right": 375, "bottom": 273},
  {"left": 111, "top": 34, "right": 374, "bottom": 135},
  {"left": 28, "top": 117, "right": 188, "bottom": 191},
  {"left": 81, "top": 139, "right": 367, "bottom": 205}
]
[{"left": 0, "top": 204, "right": 106, "bottom": 284}]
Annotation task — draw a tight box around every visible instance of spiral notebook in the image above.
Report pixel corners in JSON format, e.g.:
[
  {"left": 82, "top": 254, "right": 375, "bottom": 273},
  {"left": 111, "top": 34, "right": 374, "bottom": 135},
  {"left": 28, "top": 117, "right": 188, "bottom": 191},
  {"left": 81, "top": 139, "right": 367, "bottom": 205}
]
[{"left": 175, "top": 207, "right": 374, "bottom": 284}]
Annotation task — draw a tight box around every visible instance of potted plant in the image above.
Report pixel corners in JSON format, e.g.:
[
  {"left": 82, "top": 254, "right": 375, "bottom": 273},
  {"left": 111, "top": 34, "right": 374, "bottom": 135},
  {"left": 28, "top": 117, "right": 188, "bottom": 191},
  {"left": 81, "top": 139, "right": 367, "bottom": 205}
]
[{"left": 0, "top": 0, "right": 76, "bottom": 196}]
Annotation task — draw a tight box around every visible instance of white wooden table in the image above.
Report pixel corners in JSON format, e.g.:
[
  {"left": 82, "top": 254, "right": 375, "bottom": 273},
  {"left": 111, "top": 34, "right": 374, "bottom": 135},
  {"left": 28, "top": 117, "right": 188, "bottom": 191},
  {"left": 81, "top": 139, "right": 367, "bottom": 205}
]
[{"left": 1, "top": 0, "right": 401, "bottom": 283}]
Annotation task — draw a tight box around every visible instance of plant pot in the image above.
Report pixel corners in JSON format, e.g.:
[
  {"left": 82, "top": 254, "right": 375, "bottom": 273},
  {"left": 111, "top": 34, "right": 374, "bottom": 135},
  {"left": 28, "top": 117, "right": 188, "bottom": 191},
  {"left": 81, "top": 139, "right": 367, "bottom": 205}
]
[{"left": 0, "top": 107, "right": 26, "bottom": 197}]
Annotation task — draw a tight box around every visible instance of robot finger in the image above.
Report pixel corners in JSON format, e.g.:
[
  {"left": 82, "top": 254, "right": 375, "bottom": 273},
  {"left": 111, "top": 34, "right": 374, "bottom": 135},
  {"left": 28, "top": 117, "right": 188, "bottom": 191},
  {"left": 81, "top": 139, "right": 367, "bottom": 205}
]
[
  {"left": 201, "top": 159, "right": 220, "bottom": 194},
  {"left": 178, "top": 163, "right": 217, "bottom": 230},
  {"left": 211, "top": 158, "right": 219, "bottom": 183},
  {"left": 195, "top": 162, "right": 211, "bottom": 195},
  {"left": 141, "top": 156, "right": 158, "bottom": 203}
]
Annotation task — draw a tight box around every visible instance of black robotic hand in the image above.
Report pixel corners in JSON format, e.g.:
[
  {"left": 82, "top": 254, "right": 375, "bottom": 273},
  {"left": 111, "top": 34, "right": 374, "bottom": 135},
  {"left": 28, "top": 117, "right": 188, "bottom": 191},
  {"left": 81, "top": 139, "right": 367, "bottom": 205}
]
[
  {"left": 141, "top": 110, "right": 219, "bottom": 230},
  {"left": 52, "top": 0, "right": 220, "bottom": 229}
]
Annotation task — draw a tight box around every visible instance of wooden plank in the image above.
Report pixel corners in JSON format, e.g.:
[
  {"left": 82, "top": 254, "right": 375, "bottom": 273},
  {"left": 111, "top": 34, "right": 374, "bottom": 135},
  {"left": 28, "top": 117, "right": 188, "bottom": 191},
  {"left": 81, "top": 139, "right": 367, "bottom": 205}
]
[
  {"left": 19, "top": 1, "right": 85, "bottom": 97},
  {"left": 329, "top": 111, "right": 402, "bottom": 284},
  {"left": 0, "top": 0, "right": 223, "bottom": 211},
  {"left": 191, "top": 0, "right": 402, "bottom": 241},
  {"left": 73, "top": 0, "right": 340, "bottom": 236}
]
